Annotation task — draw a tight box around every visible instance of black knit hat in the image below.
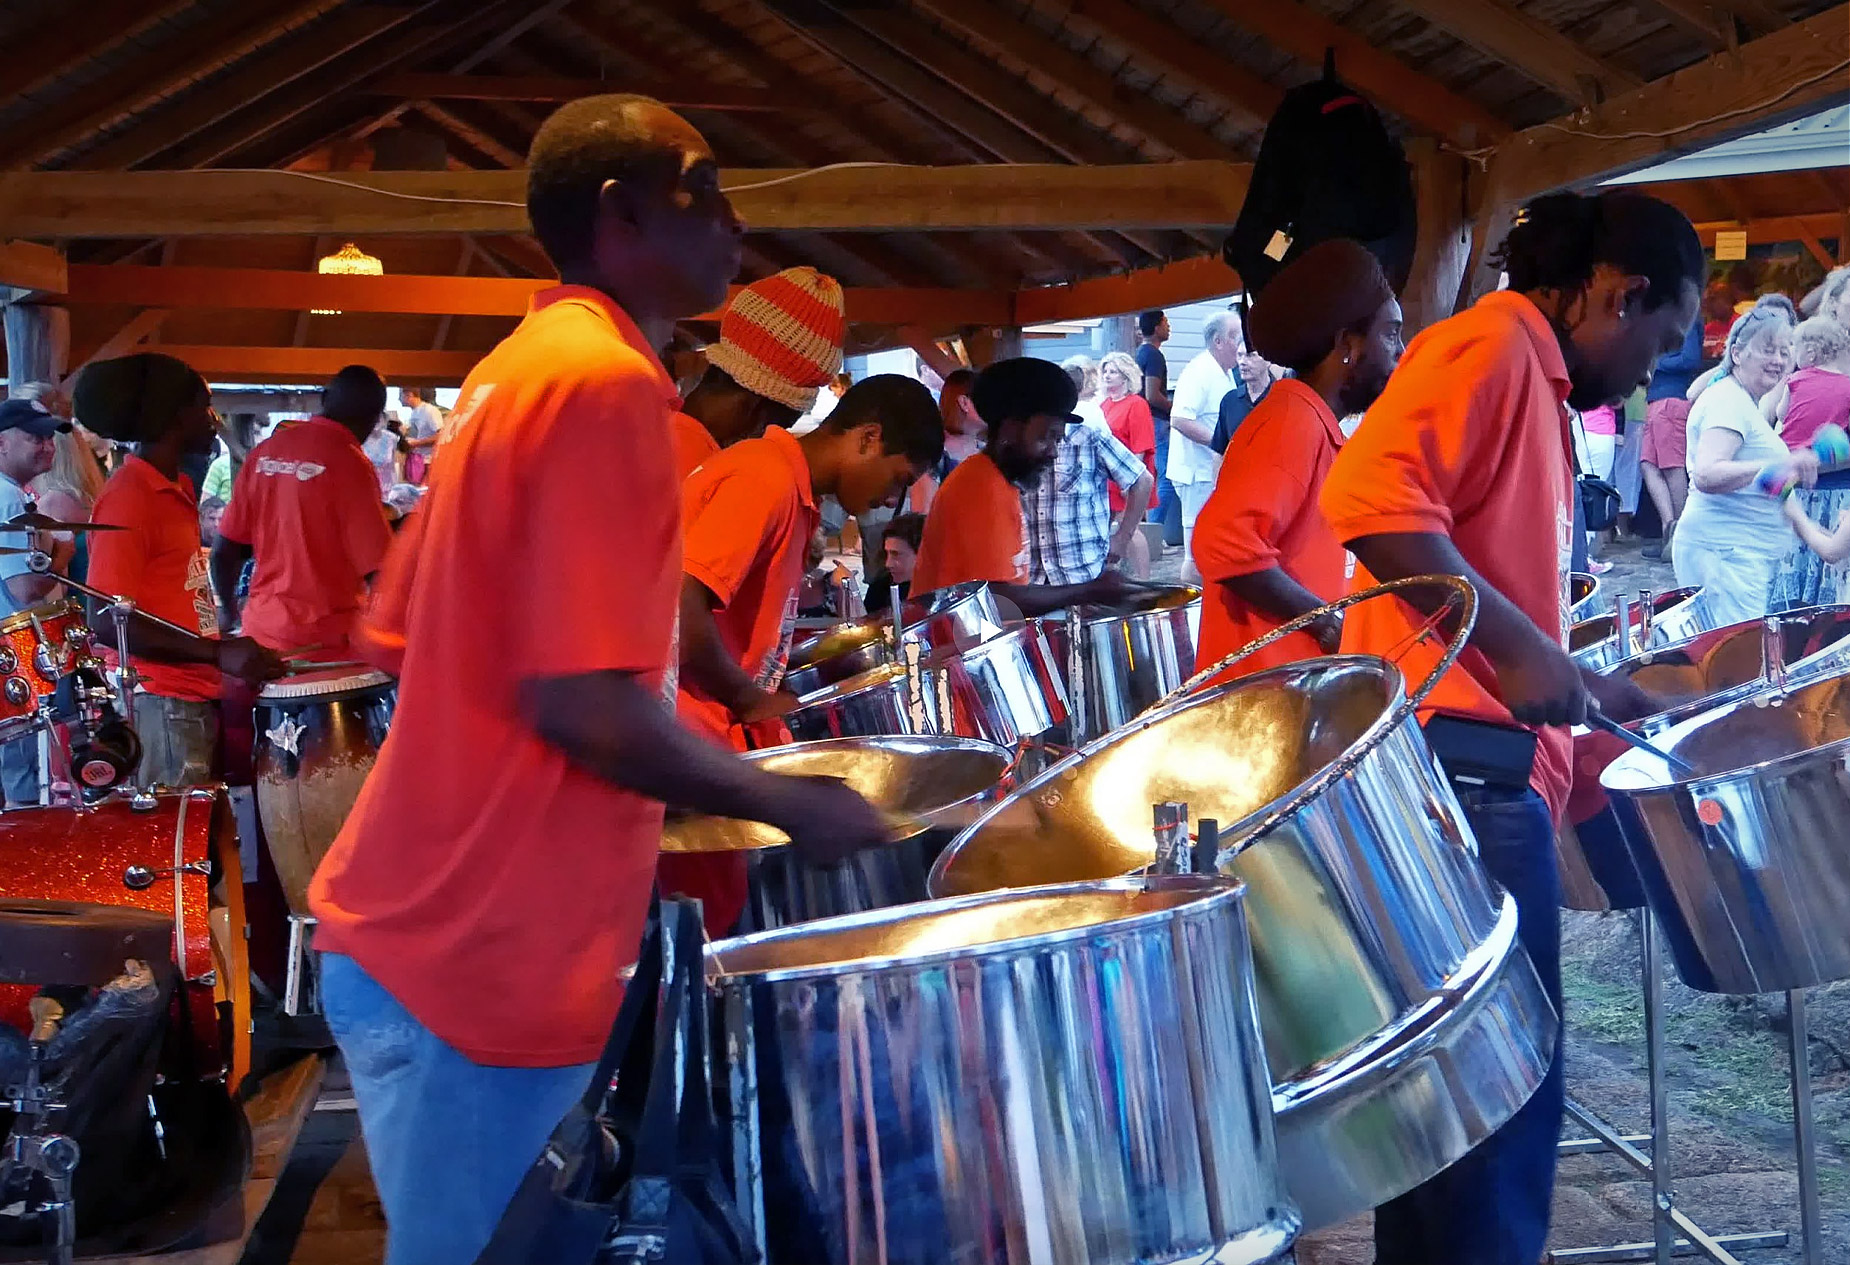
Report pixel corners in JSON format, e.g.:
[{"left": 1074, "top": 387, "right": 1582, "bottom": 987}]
[
  {"left": 71, "top": 353, "right": 208, "bottom": 444},
  {"left": 1247, "top": 238, "right": 1394, "bottom": 375}
]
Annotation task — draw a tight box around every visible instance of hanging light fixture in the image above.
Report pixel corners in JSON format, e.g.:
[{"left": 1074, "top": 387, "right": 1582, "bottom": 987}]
[{"left": 312, "top": 242, "right": 384, "bottom": 315}]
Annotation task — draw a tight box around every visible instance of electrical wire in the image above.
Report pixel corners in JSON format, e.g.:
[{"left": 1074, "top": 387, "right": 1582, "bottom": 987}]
[{"left": 224, "top": 160, "right": 922, "bottom": 209}]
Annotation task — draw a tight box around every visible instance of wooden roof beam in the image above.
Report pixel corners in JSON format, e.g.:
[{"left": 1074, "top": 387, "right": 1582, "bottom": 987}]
[
  {"left": 911, "top": 0, "right": 1246, "bottom": 161},
  {"left": 1389, "top": 0, "right": 1642, "bottom": 104},
  {"left": 1490, "top": 5, "right": 1850, "bottom": 203},
  {"left": 1015, "top": 256, "right": 1242, "bottom": 324},
  {"left": 1192, "top": 0, "right": 1507, "bottom": 149},
  {"left": 0, "top": 163, "right": 1253, "bottom": 237},
  {"left": 1061, "top": 0, "right": 1283, "bottom": 130},
  {"left": 70, "top": 7, "right": 427, "bottom": 171},
  {"left": 1, "top": 0, "right": 354, "bottom": 170},
  {"left": 0, "top": 0, "right": 195, "bottom": 107},
  {"left": 0, "top": 242, "right": 66, "bottom": 294},
  {"left": 154, "top": 345, "right": 485, "bottom": 385},
  {"left": 409, "top": 101, "right": 527, "bottom": 168},
  {"left": 364, "top": 72, "right": 795, "bottom": 112}
]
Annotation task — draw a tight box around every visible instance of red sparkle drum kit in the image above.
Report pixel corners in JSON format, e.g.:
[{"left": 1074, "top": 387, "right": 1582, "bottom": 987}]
[{"left": 0, "top": 516, "right": 392, "bottom": 1263}]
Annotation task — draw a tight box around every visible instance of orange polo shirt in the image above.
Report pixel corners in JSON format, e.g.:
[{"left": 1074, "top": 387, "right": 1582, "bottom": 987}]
[
  {"left": 217, "top": 416, "right": 393, "bottom": 660},
  {"left": 673, "top": 410, "right": 721, "bottom": 482},
  {"left": 1193, "top": 379, "right": 1346, "bottom": 682},
  {"left": 88, "top": 456, "right": 221, "bottom": 702},
  {"left": 1322, "top": 290, "right": 1577, "bottom": 823},
  {"left": 911, "top": 452, "right": 1027, "bottom": 593},
  {"left": 310, "top": 285, "right": 683, "bottom": 1067}
]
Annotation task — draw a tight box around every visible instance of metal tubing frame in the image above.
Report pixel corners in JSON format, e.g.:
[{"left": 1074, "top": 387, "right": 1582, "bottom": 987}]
[
  {"left": 1557, "top": 912, "right": 1787, "bottom": 1265},
  {"left": 1788, "top": 988, "right": 1825, "bottom": 1265}
]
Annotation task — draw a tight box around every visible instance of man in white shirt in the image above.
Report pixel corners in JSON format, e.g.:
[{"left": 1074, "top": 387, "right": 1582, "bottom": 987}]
[
  {"left": 399, "top": 386, "right": 443, "bottom": 481},
  {"left": 1168, "top": 309, "right": 1243, "bottom": 578},
  {"left": 0, "top": 398, "right": 75, "bottom": 805}
]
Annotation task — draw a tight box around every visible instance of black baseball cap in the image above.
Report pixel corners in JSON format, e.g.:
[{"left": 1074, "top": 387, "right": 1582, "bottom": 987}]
[
  {"left": 969, "top": 357, "right": 1082, "bottom": 429},
  {"left": 0, "top": 398, "right": 72, "bottom": 438}
]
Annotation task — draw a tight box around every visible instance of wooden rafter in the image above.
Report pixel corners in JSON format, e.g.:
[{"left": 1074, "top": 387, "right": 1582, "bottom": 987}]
[
  {"left": 1490, "top": 5, "right": 1850, "bottom": 202},
  {"left": 911, "top": 0, "right": 1246, "bottom": 161},
  {"left": 63, "top": 309, "right": 170, "bottom": 387},
  {"left": 1060, "top": 0, "right": 1283, "bottom": 130},
  {"left": 0, "top": 242, "right": 66, "bottom": 294},
  {"left": 1390, "top": 0, "right": 1642, "bottom": 103},
  {"left": 409, "top": 101, "right": 527, "bottom": 168},
  {"left": 69, "top": 7, "right": 427, "bottom": 171},
  {"left": 364, "top": 72, "right": 795, "bottom": 112},
  {"left": 1015, "top": 256, "right": 1242, "bottom": 324},
  {"left": 0, "top": 0, "right": 194, "bottom": 107},
  {"left": 1191, "top": 0, "right": 1507, "bottom": 149},
  {"left": 2, "top": 0, "right": 353, "bottom": 170},
  {"left": 0, "top": 163, "right": 1254, "bottom": 237},
  {"left": 154, "top": 346, "right": 484, "bottom": 383}
]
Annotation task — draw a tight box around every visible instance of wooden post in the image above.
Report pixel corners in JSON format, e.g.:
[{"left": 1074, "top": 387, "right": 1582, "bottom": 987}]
[
  {"left": 995, "top": 327, "right": 1024, "bottom": 361},
  {"left": 3, "top": 302, "right": 69, "bottom": 394},
  {"left": 1101, "top": 314, "right": 1139, "bottom": 355},
  {"left": 1401, "top": 139, "right": 1474, "bottom": 336}
]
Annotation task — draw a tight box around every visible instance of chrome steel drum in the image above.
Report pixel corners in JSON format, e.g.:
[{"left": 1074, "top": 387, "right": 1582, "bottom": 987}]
[
  {"left": 783, "top": 582, "right": 1001, "bottom": 695},
  {"left": 661, "top": 735, "right": 1012, "bottom": 932},
  {"left": 928, "top": 657, "right": 1557, "bottom": 1229},
  {"left": 786, "top": 623, "right": 1066, "bottom": 745},
  {"left": 1570, "top": 571, "right": 1601, "bottom": 618},
  {"left": 1041, "top": 584, "right": 1200, "bottom": 742},
  {"left": 1568, "top": 586, "right": 1706, "bottom": 672},
  {"left": 1603, "top": 666, "right": 1850, "bottom": 994},
  {"left": 1557, "top": 604, "right": 1850, "bottom": 911},
  {"left": 708, "top": 876, "right": 1300, "bottom": 1264}
]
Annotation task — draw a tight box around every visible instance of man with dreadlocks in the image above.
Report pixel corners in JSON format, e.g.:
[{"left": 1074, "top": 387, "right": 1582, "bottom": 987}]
[{"left": 1321, "top": 191, "right": 1703, "bottom": 1264}]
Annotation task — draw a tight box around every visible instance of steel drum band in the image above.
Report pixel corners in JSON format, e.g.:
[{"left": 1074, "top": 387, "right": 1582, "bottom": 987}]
[{"left": 15, "top": 571, "right": 1850, "bottom": 1264}]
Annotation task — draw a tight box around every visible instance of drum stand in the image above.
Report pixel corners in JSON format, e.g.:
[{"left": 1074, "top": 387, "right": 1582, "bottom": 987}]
[
  {"left": 1554, "top": 911, "right": 1788, "bottom": 1265},
  {"left": 1, "top": 1006, "right": 81, "bottom": 1265},
  {"left": 283, "top": 915, "right": 318, "bottom": 1016}
]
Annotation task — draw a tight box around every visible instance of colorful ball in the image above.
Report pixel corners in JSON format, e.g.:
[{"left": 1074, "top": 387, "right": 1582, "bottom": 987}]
[
  {"left": 1756, "top": 463, "right": 1798, "bottom": 499},
  {"left": 1813, "top": 423, "right": 1850, "bottom": 466}
]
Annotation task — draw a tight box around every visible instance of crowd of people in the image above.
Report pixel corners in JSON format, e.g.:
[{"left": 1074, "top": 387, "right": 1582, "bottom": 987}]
[{"left": 0, "top": 84, "right": 1812, "bottom": 1265}]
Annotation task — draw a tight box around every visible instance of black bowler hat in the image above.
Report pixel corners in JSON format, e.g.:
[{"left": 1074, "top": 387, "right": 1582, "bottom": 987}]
[{"left": 970, "top": 357, "right": 1083, "bottom": 429}]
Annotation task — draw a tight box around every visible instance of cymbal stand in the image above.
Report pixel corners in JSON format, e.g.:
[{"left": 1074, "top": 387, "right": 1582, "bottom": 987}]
[{"left": 1, "top": 1001, "right": 80, "bottom": 1265}]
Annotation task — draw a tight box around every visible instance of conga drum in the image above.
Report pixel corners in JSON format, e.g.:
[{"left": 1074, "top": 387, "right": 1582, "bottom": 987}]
[{"left": 253, "top": 667, "right": 395, "bottom": 914}]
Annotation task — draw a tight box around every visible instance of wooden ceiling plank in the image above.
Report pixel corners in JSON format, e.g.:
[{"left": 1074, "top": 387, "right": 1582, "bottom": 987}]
[
  {"left": 3, "top": 0, "right": 353, "bottom": 169},
  {"left": 57, "top": 262, "right": 1016, "bottom": 326},
  {"left": 71, "top": 8, "right": 425, "bottom": 171},
  {"left": 911, "top": 0, "right": 1246, "bottom": 160},
  {"left": 0, "top": 163, "right": 1253, "bottom": 237},
  {"left": 1060, "top": 0, "right": 1283, "bottom": 129},
  {"left": 1191, "top": 0, "right": 1508, "bottom": 148},
  {"left": 1491, "top": 6, "right": 1850, "bottom": 202},
  {"left": 365, "top": 72, "right": 795, "bottom": 111},
  {"left": 1630, "top": 0, "right": 1733, "bottom": 50},
  {"left": 0, "top": 0, "right": 196, "bottom": 107},
  {"left": 158, "top": 4, "right": 522, "bottom": 169},
  {"left": 1388, "top": 0, "right": 1643, "bottom": 103}
]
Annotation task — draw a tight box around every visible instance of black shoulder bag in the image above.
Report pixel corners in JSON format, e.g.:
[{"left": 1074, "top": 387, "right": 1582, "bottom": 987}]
[
  {"left": 474, "top": 896, "right": 759, "bottom": 1265},
  {"left": 1572, "top": 411, "right": 1621, "bottom": 533}
]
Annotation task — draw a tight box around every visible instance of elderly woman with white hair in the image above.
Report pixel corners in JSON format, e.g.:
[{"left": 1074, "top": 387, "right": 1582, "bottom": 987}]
[{"left": 1672, "top": 298, "right": 1805, "bottom": 621}]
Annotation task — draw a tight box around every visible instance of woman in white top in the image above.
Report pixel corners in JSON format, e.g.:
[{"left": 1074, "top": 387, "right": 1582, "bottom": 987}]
[{"left": 1672, "top": 300, "right": 1804, "bottom": 622}]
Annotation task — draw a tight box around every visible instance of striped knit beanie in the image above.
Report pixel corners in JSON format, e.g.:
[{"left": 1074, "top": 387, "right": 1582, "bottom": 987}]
[{"left": 704, "top": 267, "right": 846, "bottom": 413}]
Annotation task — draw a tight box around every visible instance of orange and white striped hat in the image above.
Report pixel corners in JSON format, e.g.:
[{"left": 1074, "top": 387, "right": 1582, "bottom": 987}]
[{"left": 704, "top": 267, "right": 846, "bottom": 413}]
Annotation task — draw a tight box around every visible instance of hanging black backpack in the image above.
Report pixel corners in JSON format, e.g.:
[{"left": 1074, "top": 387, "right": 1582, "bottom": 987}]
[{"left": 1223, "top": 52, "right": 1417, "bottom": 303}]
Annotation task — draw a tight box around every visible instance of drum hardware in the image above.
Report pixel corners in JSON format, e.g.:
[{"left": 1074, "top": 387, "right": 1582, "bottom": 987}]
[
  {"left": 283, "top": 916, "right": 317, "bottom": 1017},
  {"left": 1151, "top": 800, "right": 1190, "bottom": 875},
  {"left": 122, "top": 861, "right": 210, "bottom": 891},
  {"left": 1065, "top": 604, "right": 1087, "bottom": 741},
  {"left": 2, "top": 998, "right": 81, "bottom": 1265},
  {"left": 3, "top": 513, "right": 126, "bottom": 534}
]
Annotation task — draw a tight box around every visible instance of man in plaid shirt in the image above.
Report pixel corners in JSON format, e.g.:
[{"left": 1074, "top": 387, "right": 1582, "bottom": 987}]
[{"left": 1025, "top": 360, "right": 1156, "bottom": 584}]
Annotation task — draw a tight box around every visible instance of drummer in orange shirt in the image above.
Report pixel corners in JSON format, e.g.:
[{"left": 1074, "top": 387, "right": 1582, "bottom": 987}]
[
  {"left": 671, "top": 267, "right": 846, "bottom": 480},
  {"left": 1321, "top": 192, "right": 1703, "bottom": 1265},
  {"left": 911, "top": 357, "right": 1131, "bottom": 614},
  {"left": 1191, "top": 240, "right": 1402, "bottom": 683},
  {"left": 668, "top": 374, "right": 942, "bottom": 933}
]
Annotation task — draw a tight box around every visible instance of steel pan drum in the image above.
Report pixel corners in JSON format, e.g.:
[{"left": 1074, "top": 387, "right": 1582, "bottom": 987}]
[
  {"left": 1568, "top": 586, "right": 1706, "bottom": 672},
  {"left": 661, "top": 735, "right": 1012, "bottom": 931},
  {"left": 928, "top": 657, "right": 1557, "bottom": 1229},
  {"left": 1603, "top": 666, "right": 1850, "bottom": 993},
  {"left": 786, "top": 623, "right": 1065, "bottom": 745},
  {"left": 1042, "top": 584, "right": 1200, "bottom": 742},
  {"left": 783, "top": 582, "right": 1001, "bottom": 695},
  {"left": 1570, "top": 571, "right": 1601, "bottom": 618},
  {"left": 708, "top": 876, "right": 1299, "bottom": 1265}
]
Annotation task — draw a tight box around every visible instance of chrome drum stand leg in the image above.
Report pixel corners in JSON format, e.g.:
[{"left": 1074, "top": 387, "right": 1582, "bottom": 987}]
[
  {"left": 1555, "top": 911, "right": 1786, "bottom": 1264},
  {"left": 1787, "top": 988, "right": 1824, "bottom": 1265},
  {"left": 284, "top": 914, "right": 318, "bottom": 1016}
]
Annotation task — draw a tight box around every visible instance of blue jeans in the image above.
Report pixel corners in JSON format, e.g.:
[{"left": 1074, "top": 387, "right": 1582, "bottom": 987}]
[
  {"left": 320, "top": 953, "right": 596, "bottom": 1265},
  {"left": 0, "top": 731, "right": 39, "bottom": 806},
  {"left": 1374, "top": 784, "right": 1564, "bottom": 1265},
  {"left": 1151, "top": 428, "right": 1182, "bottom": 545}
]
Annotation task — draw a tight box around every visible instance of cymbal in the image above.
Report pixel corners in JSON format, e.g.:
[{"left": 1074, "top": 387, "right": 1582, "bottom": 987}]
[{"left": 1, "top": 512, "right": 125, "bottom": 533}]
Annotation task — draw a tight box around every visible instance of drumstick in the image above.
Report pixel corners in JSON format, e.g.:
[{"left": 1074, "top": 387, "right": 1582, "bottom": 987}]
[{"left": 1585, "top": 708, "right": 1698, "bottom": 779}]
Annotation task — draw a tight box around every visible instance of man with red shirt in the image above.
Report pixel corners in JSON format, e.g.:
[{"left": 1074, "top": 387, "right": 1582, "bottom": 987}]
[
  {"left": 1192, "top": 240, "right": 1402, "bottom": 683},
  {"left": 1321, "top": 192, "right": 1702, "bottom": 1265},
  {"left": 668, "top": 374, "right": 942, "bottom": 932},
  {"left": 911, "top": 357, "right": 1129, "bottom": 615},
  {"left": 306, "top": 95, "right": 888, "bottom": 1265},
  {"left": 72, "top": 353, "right": 283, "bottom": 786},
  {"left": 210, "top": 365, "right": 393, "bottom": 660},
  {"left": 672, "top": 266, "right": 846, "bottom": 480}
]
